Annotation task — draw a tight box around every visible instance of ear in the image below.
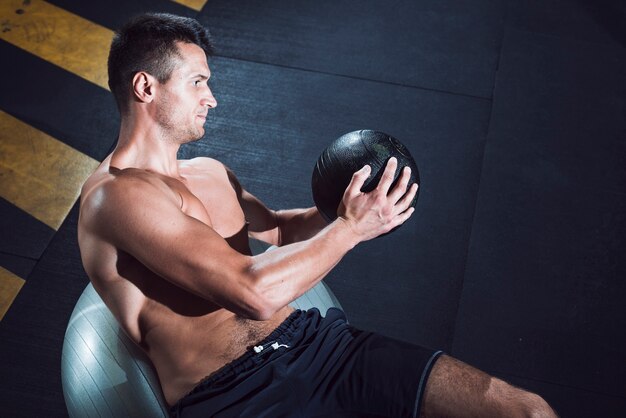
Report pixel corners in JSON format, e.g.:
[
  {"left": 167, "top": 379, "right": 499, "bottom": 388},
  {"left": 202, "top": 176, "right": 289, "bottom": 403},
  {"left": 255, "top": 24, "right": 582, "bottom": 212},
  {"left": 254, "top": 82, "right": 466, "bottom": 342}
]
[{"left": 131, "top": 72, "right": 156, "bottom": 104}]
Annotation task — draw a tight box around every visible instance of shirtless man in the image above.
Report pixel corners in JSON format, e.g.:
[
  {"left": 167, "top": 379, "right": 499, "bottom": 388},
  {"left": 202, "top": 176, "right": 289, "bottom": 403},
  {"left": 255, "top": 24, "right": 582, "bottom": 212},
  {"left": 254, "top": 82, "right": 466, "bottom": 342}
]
[{"left": 78, "top": 13, "right": 557, "bottom": 418}]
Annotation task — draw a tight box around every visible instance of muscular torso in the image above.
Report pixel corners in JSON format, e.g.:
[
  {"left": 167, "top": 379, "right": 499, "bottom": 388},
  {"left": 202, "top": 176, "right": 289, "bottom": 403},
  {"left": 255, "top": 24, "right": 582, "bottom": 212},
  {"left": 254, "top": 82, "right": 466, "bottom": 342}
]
[{"left": 78, "top": 156, "right": 293, "bottom": 406}]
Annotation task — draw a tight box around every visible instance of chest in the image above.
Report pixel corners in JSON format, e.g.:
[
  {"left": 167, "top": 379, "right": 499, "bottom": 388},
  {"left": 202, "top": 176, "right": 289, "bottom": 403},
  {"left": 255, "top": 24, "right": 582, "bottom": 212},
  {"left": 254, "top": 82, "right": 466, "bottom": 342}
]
[{"left": 176, "top": 170, "right": 246, "bottom": 240}]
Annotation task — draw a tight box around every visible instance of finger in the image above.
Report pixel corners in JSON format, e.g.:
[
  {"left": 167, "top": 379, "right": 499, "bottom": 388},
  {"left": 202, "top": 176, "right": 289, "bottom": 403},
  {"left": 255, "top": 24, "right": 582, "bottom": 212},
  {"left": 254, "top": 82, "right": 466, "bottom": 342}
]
[
  {"left": 388, "top": 166, "right": 412, "bottom": 203},
  {"left": 376, "top": 157, "right": 398, "bottom": 194},
  {"left": 394, "top": 182, "right": 419, "bottom": 214},
  {"left": 400, "top": 206, "right": 416, "bottom": 223},
  {"left": 394, "top": 206, "right": 415, "bottom": 227},
  {"left": 344, "top": 165, "right": 371, "bottom": 199}
]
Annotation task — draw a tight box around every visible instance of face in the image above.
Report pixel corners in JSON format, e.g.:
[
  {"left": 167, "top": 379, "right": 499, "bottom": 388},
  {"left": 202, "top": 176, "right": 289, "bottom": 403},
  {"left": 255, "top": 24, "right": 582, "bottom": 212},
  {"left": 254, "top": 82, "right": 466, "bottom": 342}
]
[{"left": 154, "top": 42, "right": 217, "bottom": 143}]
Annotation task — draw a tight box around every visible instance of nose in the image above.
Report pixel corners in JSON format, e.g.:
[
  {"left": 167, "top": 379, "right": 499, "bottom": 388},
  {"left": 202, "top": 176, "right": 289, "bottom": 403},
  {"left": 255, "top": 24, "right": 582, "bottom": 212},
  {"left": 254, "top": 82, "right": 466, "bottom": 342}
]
[{"left": 202, "top": 86, "right": 217, "bottom": 109}]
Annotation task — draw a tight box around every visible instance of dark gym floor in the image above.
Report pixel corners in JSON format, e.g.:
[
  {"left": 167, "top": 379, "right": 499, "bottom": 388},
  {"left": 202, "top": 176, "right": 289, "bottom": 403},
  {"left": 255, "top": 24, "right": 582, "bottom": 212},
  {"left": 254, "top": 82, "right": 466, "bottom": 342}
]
[{"left": 1, "top": 1, "right": 625, "bottom": 416}]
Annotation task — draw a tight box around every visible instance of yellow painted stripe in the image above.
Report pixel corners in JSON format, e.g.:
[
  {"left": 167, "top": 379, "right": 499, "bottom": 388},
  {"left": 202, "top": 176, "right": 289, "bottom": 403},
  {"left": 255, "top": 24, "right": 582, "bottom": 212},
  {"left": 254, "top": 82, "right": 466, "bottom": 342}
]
[
  {"left": 0, "top": 0, "right": 112, "bottom": 90},
  {"left": 171, "top": 0, "right": 208, "bottom": 11},
  {"left": 0, "top": 267, "right": 26, "bottom": 321},
  {"left": 0, "top": 111, "right": 100, "bottom": 230}
]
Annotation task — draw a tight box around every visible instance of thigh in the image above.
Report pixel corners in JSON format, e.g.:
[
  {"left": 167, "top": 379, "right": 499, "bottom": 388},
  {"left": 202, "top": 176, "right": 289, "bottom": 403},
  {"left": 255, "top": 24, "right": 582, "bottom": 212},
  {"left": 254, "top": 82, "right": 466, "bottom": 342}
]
[
  {"left": 420, "top": 355, "right": 493, "bottom": 417},
  {"left": 419, "top": 355, "right": 556, "bottom": 418},
  {"left": 312, "top": 328, "right": 443, "bottom": 418}
]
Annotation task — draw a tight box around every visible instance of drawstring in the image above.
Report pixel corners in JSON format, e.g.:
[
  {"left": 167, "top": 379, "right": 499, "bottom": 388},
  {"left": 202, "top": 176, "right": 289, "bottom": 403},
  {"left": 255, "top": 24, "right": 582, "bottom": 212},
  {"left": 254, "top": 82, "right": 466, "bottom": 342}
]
[{"left": 253, "top": 341, "right": 290, "bottom": 354}]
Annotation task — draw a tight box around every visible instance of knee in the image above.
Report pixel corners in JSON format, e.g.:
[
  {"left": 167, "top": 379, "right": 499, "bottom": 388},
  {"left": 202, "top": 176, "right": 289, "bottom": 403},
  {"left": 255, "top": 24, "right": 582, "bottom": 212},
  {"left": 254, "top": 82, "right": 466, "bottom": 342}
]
[{"left": 488, "top": 378, "right": 557, "bottom": 418}]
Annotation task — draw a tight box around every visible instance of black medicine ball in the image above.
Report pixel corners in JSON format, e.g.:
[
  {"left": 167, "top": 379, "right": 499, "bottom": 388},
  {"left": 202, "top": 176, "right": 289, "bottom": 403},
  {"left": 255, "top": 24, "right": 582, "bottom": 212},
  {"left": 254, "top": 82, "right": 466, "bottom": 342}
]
[{"left": 311, "top": 130, "right": 420, "bottom": 223}]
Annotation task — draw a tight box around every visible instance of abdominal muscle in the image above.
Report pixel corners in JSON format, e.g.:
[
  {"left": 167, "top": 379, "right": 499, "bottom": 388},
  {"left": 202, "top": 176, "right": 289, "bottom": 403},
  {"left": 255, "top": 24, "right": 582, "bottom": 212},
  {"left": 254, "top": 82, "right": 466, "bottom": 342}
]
[
  {"left": 114, "top": 225, "right": 294, "bottom": 407},
  {"left": 119, "top": 225, "right": 293, "bottom": 407},
  {"left": 140, "top": 292, "right": 294, "bottom": 406}
]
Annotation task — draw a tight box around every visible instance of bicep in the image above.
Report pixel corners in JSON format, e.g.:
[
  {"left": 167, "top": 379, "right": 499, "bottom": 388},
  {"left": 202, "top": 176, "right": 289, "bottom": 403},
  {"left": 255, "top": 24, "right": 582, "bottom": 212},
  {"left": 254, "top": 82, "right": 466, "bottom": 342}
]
[
  {"left": 92, "top": 181, "right": 256, "bottom": 313},
  {"left": 225, "top": 166, "right": 325, "bottom": 245},
  {"left": 226, "top": 167, "right": 280, "bottom": 245}
]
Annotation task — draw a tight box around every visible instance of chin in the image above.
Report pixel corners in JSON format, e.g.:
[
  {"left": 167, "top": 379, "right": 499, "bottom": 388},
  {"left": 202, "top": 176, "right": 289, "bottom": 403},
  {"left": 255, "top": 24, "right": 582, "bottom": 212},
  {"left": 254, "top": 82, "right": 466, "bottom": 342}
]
[
  {"left": 192, "top": 129, "right": 205, "bottom": 141},
  {"left": 179, "top": 132, "right": 203, "bottom": 144}
]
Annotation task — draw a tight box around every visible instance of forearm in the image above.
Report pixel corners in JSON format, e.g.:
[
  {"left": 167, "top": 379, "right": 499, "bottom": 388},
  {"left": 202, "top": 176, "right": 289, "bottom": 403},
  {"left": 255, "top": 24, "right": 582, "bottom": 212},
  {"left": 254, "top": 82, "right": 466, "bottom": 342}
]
[
  {"left": 246, "top": 217, "right": 356, "bottom": 319},
  {"left": 235, "top": 159, "right": 415, "bottom": 320},
  {"left": 275, "top": 207, "right": 328, "bottom": 246}
]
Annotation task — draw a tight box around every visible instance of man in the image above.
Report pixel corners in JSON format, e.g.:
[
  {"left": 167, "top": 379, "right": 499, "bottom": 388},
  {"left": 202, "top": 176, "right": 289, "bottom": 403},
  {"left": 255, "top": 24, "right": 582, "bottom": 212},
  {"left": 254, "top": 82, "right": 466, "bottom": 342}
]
[{"left": 78, "top": 13, "right": 557, "bottom": 417}]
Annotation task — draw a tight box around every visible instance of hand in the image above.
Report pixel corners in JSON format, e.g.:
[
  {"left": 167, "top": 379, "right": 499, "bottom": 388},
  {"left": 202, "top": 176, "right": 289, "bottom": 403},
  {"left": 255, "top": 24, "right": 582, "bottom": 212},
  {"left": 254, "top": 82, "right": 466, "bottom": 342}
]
[{"left": 337, "top": 157, "right": 418, "bottom": 242}]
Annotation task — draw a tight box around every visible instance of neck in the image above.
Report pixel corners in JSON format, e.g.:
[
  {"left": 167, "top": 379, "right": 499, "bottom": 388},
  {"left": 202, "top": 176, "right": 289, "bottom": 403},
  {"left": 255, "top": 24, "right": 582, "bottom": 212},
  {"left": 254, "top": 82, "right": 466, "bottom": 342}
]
[{"left": 111, "top": 115, "right": 183, "bottom": 178}]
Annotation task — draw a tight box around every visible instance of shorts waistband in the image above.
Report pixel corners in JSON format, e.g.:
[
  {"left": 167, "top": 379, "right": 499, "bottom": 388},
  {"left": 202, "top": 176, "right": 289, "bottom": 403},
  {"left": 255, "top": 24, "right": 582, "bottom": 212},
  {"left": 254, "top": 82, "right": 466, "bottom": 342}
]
[{"left": 174, "top": 309, "right": 308, "bottom": 406}]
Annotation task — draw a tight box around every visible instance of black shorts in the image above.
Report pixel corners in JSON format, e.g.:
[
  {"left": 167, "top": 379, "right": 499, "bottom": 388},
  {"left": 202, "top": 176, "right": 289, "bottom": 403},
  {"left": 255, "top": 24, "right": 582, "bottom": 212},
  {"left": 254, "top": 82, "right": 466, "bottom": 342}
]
[{"left": 171, "top": 308, "right": 443, "bottom": 418}]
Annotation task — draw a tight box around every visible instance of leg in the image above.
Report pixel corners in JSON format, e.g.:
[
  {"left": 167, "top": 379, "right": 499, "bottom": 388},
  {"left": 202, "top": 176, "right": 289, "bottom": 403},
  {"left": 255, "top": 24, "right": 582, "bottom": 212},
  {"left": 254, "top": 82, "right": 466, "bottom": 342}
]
[{"left": 420, "top": 355, "right": 558, "bottom": 418}]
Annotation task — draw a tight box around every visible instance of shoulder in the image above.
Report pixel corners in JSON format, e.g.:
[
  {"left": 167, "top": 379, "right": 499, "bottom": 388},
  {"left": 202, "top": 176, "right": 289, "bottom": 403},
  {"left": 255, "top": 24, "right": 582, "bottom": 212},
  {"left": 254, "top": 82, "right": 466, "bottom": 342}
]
[
  {"left": 84, "top": 168, "right": 173, "bottom": 204},
  {"left": 80, "top": 169, "right": 180, "bottom": 230},
  {"left": 180, "top": 156, "right": 227, "bottom": 173},
  {"left": 180, "top": 157, "right": 240, "bottom": 189}
]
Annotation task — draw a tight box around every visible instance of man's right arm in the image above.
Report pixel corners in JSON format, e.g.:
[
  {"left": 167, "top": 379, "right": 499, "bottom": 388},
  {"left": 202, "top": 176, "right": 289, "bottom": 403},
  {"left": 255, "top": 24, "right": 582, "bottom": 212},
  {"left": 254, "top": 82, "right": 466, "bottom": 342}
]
[{"left": 85, "top": 158, "right": 416, "bottom": 320}]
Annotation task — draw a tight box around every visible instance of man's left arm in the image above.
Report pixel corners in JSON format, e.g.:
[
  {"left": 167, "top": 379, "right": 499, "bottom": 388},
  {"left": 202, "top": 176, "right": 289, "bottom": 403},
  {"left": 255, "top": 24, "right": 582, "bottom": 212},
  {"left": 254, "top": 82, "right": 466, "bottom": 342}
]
[{"left": 226, "top": 167, "right": 327, "bottom": 246}]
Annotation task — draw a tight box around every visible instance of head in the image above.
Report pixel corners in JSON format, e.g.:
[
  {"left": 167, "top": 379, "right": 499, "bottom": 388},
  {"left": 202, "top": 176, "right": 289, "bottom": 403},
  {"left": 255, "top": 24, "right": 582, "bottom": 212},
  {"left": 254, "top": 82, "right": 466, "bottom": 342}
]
[{"left": 107, "top": 13, "right": 215, "bottom": 116}]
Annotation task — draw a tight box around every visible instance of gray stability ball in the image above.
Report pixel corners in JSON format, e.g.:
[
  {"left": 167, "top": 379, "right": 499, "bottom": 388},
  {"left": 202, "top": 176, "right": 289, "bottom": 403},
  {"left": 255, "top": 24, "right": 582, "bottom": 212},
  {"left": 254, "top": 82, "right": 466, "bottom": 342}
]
[{"left": 61, "top": 243, "right": 344, "bottom": 418}]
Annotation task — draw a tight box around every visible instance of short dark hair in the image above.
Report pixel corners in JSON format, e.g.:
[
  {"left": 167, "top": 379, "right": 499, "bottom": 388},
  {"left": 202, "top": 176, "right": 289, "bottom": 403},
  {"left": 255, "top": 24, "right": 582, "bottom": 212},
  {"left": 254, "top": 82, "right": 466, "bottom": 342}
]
[{"left": 107, "top": 13, "right": 214, "bottom": 114}]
